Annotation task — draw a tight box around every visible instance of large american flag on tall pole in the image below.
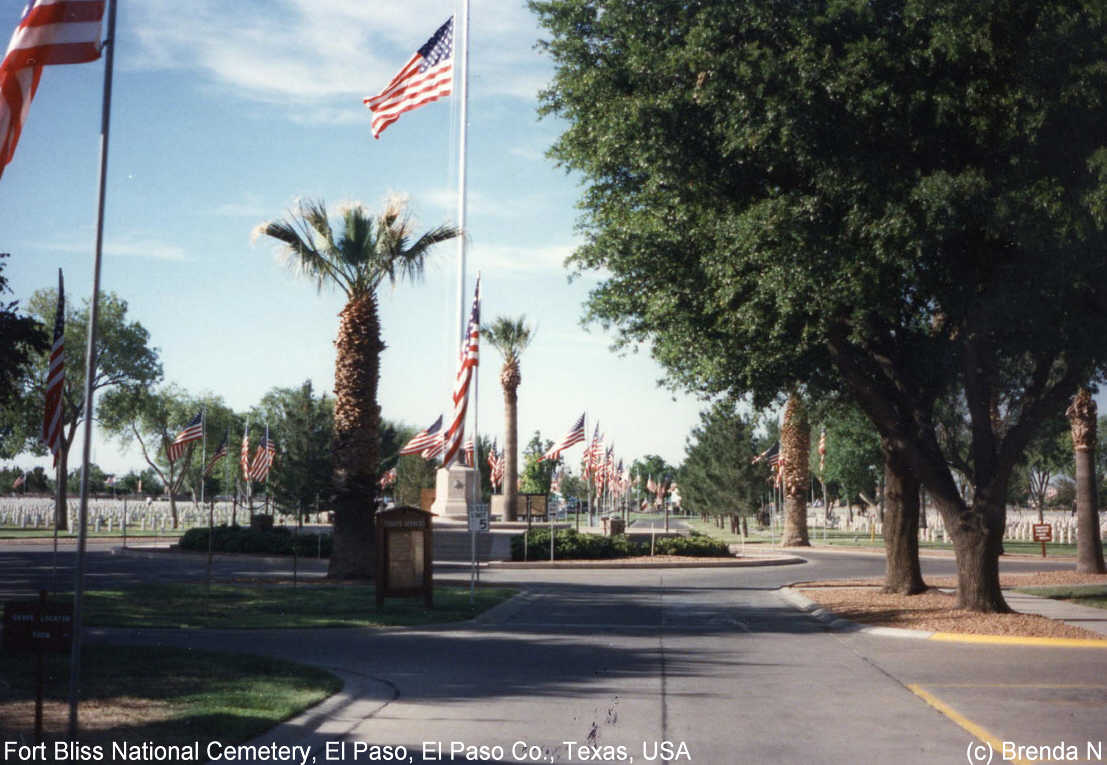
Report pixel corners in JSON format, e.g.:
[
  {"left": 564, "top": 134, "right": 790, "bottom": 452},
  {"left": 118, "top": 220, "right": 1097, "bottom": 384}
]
[
  {"left": 1, "top": 0, "right": 105, "bottom": 180},
  {"left": 364, "top": 16, "right": 453, "bottom": 139},
  {"left": 442, "top": 275, "right": 480, "bottom": 466},
  {"left": 41, "top": 269, "right": 64, "bottom": 465}
]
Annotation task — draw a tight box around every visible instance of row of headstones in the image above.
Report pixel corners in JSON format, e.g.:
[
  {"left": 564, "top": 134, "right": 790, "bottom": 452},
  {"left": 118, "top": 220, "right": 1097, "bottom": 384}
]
[{"left": 1, "top": 503, "right": 329, "bottom": 531}]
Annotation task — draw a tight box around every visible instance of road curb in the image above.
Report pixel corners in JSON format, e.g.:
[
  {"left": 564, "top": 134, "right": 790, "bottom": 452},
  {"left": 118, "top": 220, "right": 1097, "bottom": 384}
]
[
  {"left": 485, "top": 554, "right": 805, "bottom": 569},
  {"left": 778, "top": 586, "right": 1107, "bottom": 648}
]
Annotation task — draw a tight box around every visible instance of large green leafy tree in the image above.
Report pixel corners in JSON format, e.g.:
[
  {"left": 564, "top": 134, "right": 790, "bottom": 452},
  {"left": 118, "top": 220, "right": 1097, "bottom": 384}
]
[
  {"left": 534, "top": 0, "right": 1107, "bottom": 612},
  {"left": 257, "top": 198, "right": 457, "bottom": 578},
  {"left": 254, "top": 381, "right": 334, "bottom": 517},
  {"left": 520, "top": 431, "right": 557, "bottom": 494},
  {"left": 102, "top": 386, "right": 234, "bottom": 527},
  {"left": 677, "top": 400, "right": 762, "bottom": 520},
  {"left": 7, "top": 289, "right": 162, "bottom": 529},
  {"left": 0, "top": 253, "right": 47, "bottom": 411}
]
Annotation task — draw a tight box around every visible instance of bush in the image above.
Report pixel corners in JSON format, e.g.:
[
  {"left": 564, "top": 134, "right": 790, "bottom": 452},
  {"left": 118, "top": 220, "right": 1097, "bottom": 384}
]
[
  {"left": 178, "top": 525, "right": 331, "bottom": 557},
  {"left": 653, "top": 534, "right": 730, "bottom": 557},
  {"left": 510, "top": 529, "right": 731, "bottom": 560},
  {"left": 511, "top": 528, "right": 647, "bottom": 560}
]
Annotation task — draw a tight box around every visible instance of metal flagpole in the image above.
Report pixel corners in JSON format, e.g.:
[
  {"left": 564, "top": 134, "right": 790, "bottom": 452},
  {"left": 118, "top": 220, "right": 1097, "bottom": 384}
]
[
  {"left": 455, "top": 0, "right": 470, "bottom": 347},
  {"left": 68, "top": 0, "right": 117, "bottom": 737},
  {"left": 199, "top": 407, "right": 206, "bottom": 506}
]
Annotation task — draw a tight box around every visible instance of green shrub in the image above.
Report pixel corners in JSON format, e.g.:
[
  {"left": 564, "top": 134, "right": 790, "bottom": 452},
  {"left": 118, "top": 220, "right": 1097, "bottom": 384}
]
[
  {"left": 510, "top": 528, "right": 648, "bottom": 560},
  {"left": 653, "top": 534, "right": 730, "bottom": 557},
  {"left": 178, "top": 526, "right": 331, "bottom": 557}
]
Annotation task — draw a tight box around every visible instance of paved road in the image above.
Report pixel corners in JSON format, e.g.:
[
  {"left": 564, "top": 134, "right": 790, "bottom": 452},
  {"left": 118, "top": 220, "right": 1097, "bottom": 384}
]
[{"left": 3, "top": 539, "right": 1104, "bottom": 764}]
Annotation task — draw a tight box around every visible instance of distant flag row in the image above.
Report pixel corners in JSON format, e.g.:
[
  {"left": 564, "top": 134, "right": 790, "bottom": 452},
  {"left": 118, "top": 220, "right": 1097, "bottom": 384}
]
[{"left": 163, "top": 414, "right": 277, "bottom": 482}]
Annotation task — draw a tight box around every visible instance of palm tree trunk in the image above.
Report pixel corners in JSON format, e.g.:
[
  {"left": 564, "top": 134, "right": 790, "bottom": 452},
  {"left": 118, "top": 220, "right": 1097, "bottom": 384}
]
[
  {"left": 329, "top": 294, "right": 383, "bottom": 579},
  {"left": 503, "top": 380, "right": 519, "bottom": 521},
  {"left": 1068, "top": 388, "right": 1106, "bottom": 574},
  {"left": 780, "top": 393, "right": 810, "bottom": 546}
]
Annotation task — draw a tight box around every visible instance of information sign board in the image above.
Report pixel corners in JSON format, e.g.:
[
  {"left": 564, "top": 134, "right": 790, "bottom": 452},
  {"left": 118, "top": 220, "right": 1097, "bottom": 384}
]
[{"left": 1032, "top": 523, "right": 1053, "bottom": 543}]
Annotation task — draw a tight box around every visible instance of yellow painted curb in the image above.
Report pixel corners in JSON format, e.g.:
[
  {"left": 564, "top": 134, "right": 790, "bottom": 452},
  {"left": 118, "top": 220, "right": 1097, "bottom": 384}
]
[
  {"left": 906, "top": 684, "right": 1033, "bottom": 765},
  {"left": 929, "top": 632, "right": 1107, "bottom": 648}
]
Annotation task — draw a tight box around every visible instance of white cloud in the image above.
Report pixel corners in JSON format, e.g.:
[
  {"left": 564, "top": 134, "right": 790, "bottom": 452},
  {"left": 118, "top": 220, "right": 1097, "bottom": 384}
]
[
  {"left": 35, "top": 234, "right": 188, "bottom": 262},
  {"left": 124, "top": 1, "right": 553, "bottom": 119}
]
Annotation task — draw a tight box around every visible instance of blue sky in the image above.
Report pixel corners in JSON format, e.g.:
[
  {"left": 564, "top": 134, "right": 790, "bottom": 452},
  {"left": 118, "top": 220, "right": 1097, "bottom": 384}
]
[{"left": 1, "top": 0, "right": 710, "bottom": 477}]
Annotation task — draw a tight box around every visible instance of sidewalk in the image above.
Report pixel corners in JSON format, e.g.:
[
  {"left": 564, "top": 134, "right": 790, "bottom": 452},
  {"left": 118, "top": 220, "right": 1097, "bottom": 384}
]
[{"left": 1003, "top": 589, "right": 1107, "bottom": 637}]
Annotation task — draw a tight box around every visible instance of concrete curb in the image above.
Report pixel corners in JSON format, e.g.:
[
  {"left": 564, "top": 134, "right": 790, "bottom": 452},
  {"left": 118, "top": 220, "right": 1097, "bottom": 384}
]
[
  {"left": 486, "top": 554, "right": 806, "bottom": 570},
  {"left": 778, "top": 586, "right": 1107, "bottom": 648}
]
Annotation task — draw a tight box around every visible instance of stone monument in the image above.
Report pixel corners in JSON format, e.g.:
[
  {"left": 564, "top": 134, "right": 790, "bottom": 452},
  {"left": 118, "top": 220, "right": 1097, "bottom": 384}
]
[{"left": 430, "top": 464, "right": 476, "bottom": 521}]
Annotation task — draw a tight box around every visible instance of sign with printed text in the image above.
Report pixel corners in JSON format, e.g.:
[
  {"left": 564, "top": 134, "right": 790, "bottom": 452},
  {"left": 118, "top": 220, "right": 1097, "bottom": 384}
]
[
  {"left": 3, "top": 598, "right": 73, "bottom": 654},
  {"left": 468, "top": 505, "right": 489, "bottom": 533},
  {"left": 1032, "top": 523, "right": 1053, "bottom": 543}
]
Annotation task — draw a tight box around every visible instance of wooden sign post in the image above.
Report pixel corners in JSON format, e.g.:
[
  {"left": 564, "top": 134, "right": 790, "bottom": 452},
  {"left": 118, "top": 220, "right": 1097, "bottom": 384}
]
[
  {"left": 375, "top": 506, "right": 434, "bottom": 609},
  {"left": 1032, "top": 523, "right": 1053, "bottom": 558},
  {"left": 3, "top": 590, "right": 74, "bottom": 743}
]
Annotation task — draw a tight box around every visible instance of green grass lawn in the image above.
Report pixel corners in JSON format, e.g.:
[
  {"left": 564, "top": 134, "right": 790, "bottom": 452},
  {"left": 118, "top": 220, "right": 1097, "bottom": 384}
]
[
  {"left": 0, "top": 527, "right": 183, "bottom": 538},
  {"left": 76, "top": 582, "right": 516, "bottom": 629},
  {"left": 685, "top": 518, "right": 1080, "bottom": 556},
  {"left": 0, "top": 644, "right": 340, "bottom": 747},
  {"left": 1015, "top": 584, "right": 1107, "bottom": 610}
]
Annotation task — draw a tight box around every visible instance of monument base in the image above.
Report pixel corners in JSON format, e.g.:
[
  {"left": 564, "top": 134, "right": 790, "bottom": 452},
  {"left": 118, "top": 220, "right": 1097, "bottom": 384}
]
[{"left": 430, "top": 465, "right": 475, "bottom": 520}]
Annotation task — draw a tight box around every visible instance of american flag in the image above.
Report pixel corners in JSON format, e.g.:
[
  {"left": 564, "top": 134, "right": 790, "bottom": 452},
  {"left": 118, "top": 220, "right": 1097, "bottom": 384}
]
[
  {"left": 1, "top": 0, "right": 105, "bottom": 180},
  {"left": 421, "top": 431, "right": 445, "bottom": 461},
  {"left": 487, "top": 440, "right": 503, "bottom": 489},
  {"left": 203, "top": 435, "right": 228, "bottom": 477},
  {"left": 364, "top": 16, "right": 453, "bottom": 139},
  {"left": 240, "top": 424, "right": 250, "bottom": 482},
  {"left": 398, "top": 415, "right": 443, "bottom": 455},
  {"left": 751, "top": 441, "right": 779, "bottom": 465},
  {"left": 105, "top": 474, "right": 115, "bottom": 487},
  {"left": 442, "top": 276, "right": 480, "bottom": 466},
  {"left": 463, "top": 437, "right": 475, "bottom": 467},
  {"left": 818, "top": 428, "right": 827, "bottom": 473},
  {"left": 250, "top": 429, "right": 277, "bottom": 482},
  {"left": 541, "top": 412, "right": 586, "bottom": 462},
  {"left": 41, "top": 269, "right": 64, "bottom": 465},
  {"left": 379, "top": 467, "right": 397, "bottom": 489},
  {"left": 12, "top": 472, "right": 26, "bottom": 489},
  {"left": 167, "top": 411, "right": 203, "bottom": 463},
  {"left": 582, "top": 423, "right": 601, "bottom": 479}
]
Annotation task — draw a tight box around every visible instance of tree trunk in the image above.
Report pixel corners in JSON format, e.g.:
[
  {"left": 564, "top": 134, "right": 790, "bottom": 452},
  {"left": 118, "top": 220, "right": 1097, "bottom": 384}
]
[
  {"left": 54, "top": 443, "right": 68, "bottom": 531},
  {"left": 881, "top": 444, "right": 926, "bottom": 594},
  {"left": 780, "top": 393, "right": 810, "bottom": 546},
  {"left": 936, "top": 494, "right": 1011, "bottom": 612},
  {"left": 328, "top": 294, "right": 382, "bottom": 579},
  {"left": 1067, "top": 389, "right": 1106, "bottom": 573},
  {"left": 503, "top": 379, "right": 519, "bottom": 522}
]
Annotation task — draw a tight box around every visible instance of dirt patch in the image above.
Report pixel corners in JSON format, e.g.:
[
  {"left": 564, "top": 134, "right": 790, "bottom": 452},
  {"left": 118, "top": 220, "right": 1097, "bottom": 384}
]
[
  {"left": 798, "top": 571, "right": 1107, "bottom": 589},
  {"left": 0, "top": 697, "right": 175, "bottom": 745},
  {"left": 797, "top": 582, "right": 1107, "bottom": 640}
]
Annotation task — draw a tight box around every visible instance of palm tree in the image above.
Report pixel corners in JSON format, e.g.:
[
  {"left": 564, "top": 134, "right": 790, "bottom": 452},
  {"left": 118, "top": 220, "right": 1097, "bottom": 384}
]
[
  {"left": 1066, "top": 388, "right": 1106, "bottom": 573},
  {"left": 780, "top": 391, "right": 811, "bottom": 546},
  {"left": 256, "top": 197, "right": 457, "bottom": 578},
  {"left": 481, "top": 316, "right": 535, "bottom": 521}
]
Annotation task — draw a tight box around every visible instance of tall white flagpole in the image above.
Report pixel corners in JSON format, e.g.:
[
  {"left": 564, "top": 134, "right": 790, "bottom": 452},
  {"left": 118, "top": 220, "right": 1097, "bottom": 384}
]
[
  {"left": 68, "top": 0, "right": 117, "bottom": 737},
  {"left": 455, "top": 0, "right": 470, "bottom": 347}
]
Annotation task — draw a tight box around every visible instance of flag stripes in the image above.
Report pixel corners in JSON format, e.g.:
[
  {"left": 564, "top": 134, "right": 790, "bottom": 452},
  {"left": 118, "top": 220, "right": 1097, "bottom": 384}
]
[
  {"left": 442, "top": 275, "right": 480, "bottom": 466},
  {"left": 398, "top": 415, "right": 443, "bottom": 455},
  {"left": 364, "top": 17, "right": 453, "bottom": 139},
  {"left": 167, "top": 411, "right": 203, "bottom": 463},
  {"left": 541, "top": 412, "right": 585, "bottom": 462},
  {"left": 1, "top": 0, "right": 105, "bottom": 179},
  {"left": 41, "top": 270, "right": 64, "bottom": 465}
]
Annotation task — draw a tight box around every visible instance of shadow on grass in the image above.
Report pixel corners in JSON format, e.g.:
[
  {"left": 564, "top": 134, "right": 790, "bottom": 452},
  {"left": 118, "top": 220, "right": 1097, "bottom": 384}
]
[{"left": 0, "top": 644, "right": 340, "bottom": 748}]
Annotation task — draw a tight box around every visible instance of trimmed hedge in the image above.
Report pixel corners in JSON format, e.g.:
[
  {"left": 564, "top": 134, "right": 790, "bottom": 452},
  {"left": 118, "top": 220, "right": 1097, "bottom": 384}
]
[
  {"left": 510, "top": 528, "right": 730, "bottom": 560},
  {"left": 178, "top": 525, "right": 331, "bottom": 557}
]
